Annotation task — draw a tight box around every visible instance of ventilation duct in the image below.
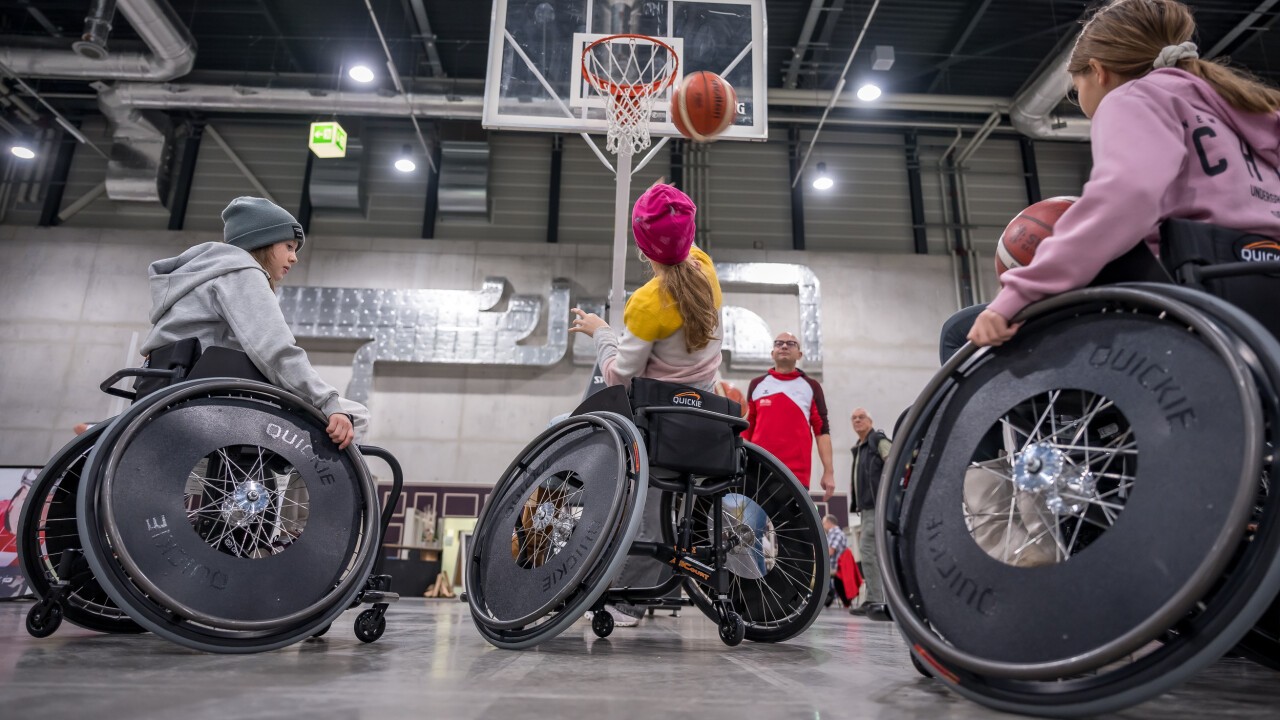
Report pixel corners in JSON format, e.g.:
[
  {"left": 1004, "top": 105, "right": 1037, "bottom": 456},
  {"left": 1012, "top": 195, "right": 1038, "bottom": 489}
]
[
  {"left": 94, "top": 80, "right": 173, "bottom": 203},
  {"left": 1008, "top": 38, "right": 1091, "bottom": 141},
  {"left": 438, "top": 141, "right": 489, "bottom": 217},
  {"left": 0, "top": 0, "right": 194, "bottom": 81},
  {"left": 309, "top": 139, "right": 368, "bottom": 214}
]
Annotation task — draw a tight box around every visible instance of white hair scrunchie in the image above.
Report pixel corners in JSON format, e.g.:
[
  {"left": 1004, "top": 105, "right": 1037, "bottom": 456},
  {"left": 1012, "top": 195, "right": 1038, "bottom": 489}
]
[{"left": 1153, "top": 41, "right": 1198, "bottom": 69}]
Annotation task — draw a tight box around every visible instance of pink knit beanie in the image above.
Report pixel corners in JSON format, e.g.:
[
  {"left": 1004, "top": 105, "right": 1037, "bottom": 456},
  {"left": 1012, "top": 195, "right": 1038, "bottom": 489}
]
[{"left": 632, "top": 184, "right": 697, "bottom": 265}]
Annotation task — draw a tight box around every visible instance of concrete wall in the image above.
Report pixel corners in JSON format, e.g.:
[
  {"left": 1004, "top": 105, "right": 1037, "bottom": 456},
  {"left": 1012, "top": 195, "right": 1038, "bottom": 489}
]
[{"left": 0, "top": 224, "right": 956, "bottom": 500}]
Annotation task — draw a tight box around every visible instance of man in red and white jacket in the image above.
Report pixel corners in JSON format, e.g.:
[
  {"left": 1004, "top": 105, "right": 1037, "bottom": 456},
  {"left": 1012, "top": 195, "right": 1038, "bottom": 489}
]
[{"left": 742, "top": 333, "right": 835, "bottom": 501}]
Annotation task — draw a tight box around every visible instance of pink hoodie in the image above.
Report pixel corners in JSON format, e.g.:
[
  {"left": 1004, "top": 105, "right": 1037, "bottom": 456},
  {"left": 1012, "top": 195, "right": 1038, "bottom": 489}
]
[{"left": 989, "top": 68, "right": 1280, "bottom": 320}]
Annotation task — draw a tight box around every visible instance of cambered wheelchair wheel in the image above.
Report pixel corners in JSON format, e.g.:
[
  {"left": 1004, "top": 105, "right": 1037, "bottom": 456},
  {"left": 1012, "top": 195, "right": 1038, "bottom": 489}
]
[
  {"left": 1134, "top": 285, "right": 1280, "bottom": 673},
  {"left": 467, "top": 412, "right": 647, "bottom": 650},
  {"left": 76, "top": 379, "right": 382, "bottom": 653},
  {"left": 879, "top": 286, "right": 1280, "bottom": 717},
  {"left": 17, "top": 424, "right": 143, "bottom": 635},
  {"left": 660, "top": 442, "right": 826, "bottom": 644}
]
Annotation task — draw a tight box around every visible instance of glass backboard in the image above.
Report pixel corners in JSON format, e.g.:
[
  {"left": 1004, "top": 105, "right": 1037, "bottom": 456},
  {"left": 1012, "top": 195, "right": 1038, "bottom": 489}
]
[{"left": 485, "top": 0, "right": 767, "bottom": 141}]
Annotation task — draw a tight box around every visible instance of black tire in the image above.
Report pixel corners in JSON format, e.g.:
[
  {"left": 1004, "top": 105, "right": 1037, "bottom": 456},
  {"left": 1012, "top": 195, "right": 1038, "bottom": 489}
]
[
  {"left": 77, "top": 379, "right": 381, "bottom": 654},
  {"left": 16, "top": 425, "right": 143, "bottom": 635},
  {"left": 25, "top": 600, "right": 63, "bottom": 639},
  {"left": 661, "top": 442, "right": 826, "bottom": 644},
  {"left": 719, "top": 611, "right": 745, "bottom": 647},
  {"left": 878, "top": 287, "right": 1277, "bottom": 717},
  {"left": 354, "top": 609, "right": 386, "bottom": 643},
  {"left": 592, "top": 609, "right": 615, "bottom": 638},
  {"left": 311, "top": 624, "right": 331, "bottom": 639},
  {"left": 467, "top": 412, "right": 647, "bottom": 649}
]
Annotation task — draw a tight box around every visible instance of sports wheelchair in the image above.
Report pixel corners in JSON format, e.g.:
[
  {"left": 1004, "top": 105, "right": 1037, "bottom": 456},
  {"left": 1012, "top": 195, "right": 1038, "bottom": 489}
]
[
  {"left": 465, "top": 378, "right": 828, "bottom": 649},
  {"left": 18, "top": 339, "right": 403, "bottom": 653},
  {"left": 879, "top": 220, "right": 1280, "bottom": 717}
]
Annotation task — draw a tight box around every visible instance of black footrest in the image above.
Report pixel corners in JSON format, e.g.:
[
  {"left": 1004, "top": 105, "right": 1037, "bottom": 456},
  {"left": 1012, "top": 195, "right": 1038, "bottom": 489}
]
[{"left": 361, "top": 590, "right": 399, "bottom": 604}]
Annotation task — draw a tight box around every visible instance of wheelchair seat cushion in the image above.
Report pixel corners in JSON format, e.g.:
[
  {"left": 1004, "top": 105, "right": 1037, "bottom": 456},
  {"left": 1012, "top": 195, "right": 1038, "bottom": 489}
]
[{"left": 629, "top": 378, "right": 742, "bottom": 477}]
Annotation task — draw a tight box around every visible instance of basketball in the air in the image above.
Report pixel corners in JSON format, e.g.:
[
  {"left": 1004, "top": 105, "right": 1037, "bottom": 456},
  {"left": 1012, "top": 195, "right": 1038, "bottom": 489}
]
[
  {"left": 995, "top": 196, "right": 1078, "bottom": 278},
  {"left": 670, "top": 71, "right": 736, "bottom": 142}
]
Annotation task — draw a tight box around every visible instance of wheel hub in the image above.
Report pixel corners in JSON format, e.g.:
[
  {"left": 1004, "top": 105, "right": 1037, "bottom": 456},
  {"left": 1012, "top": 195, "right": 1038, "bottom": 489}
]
[
  {"left": 1012, "top": 442, "right": 1098, "bottom": 517},
  {"left": 532, "top": 500, "right": 576, "bottom": 554},
  {"left": 224, "top": 480, "right": 271, "bottom": 526},
  {"left": 716, "top": 493, "right": 776, "bottom": 580}
]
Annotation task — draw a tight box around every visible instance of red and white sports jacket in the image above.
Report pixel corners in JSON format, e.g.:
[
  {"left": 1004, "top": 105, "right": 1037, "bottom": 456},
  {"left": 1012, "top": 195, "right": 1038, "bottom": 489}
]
[{"left": 741, "top": 369, "right": 830, "bottom": 488}]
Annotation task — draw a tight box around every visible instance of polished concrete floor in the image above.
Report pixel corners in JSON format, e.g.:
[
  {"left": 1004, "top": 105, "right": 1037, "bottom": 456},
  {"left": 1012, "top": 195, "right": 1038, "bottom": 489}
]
[{"left": 1, "top": 598, "right": 1278, "bottom": 719}]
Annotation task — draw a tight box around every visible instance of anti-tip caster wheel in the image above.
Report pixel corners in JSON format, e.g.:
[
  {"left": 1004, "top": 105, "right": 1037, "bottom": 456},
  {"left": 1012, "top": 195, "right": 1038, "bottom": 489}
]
[
  {"left": 719, "top": 611, "right": 745, "bottom": 647},
  {"left": 26, "top": 600, "right": 64, "bottom": 639},
  {"left": 592, "top": 610, "right": 615, "bottom": 638},
  {"left": 354, "top": 609, "right": 386, "bottom": 644}
]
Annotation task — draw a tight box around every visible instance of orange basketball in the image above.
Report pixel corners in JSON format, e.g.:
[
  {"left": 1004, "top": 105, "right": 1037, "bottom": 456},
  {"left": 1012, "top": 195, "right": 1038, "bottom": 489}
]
[
  {"left": 995, "top": 196, "right": 1078, "bottom": 279},
  {"left": 671, "top": 71, "right": 736, "bottom": 142}
]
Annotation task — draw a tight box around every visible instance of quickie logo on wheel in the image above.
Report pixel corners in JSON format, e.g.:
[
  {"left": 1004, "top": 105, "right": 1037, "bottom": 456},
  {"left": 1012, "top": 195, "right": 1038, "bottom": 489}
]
[
  {"left": 1237, "top": 239, "right": 1280, "bottom": 263},
  {"left": 672, "top": 391, "right": 704, "bottom": 408}
]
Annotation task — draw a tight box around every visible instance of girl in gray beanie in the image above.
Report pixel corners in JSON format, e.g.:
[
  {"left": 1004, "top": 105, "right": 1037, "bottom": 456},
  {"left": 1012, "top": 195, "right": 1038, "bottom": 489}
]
[{"left": 139, "top": 197, "right": 368, "bottom": 448}]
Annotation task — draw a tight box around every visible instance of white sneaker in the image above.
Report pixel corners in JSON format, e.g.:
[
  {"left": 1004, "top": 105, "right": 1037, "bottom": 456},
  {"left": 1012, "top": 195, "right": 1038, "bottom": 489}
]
[{"left": 603, "top": 603, "right": 640, "bottom": 627}]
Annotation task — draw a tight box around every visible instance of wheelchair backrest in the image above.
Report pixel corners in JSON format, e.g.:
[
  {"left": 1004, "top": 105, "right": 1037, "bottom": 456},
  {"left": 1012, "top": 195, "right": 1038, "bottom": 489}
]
[
  {"left": 1160, "top": 219, "right": 1280, "bottom": 340},
  {"left": 629, "top": 378, "right": 745, "bottom": 477},
  {"left": 134, "top": 340, "right": 268, "bottom": 402}
]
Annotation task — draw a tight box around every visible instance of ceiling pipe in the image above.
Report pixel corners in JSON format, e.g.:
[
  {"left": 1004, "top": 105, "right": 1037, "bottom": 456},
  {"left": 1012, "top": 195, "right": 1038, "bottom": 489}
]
[
  {"left": 1007, "top": 36, "right": 1091, "bottom": 141},
  {"left": 769, "top": 87, "right": 1008, "bottom": 115},
  {"left": 0, "top": 0, "right": 194, "bottom": 81},
  {"left": 73, "top": 0, "right": 118, "bottom": 61},
  {"left": 100, "top": 82, "right": 484, "bottom": 119}
]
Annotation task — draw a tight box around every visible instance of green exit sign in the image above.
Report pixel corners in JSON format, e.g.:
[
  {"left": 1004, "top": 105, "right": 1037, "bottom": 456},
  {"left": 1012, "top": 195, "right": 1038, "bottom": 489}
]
[{"left": 309, "top": 121, "right": 347, "bottom": 158}]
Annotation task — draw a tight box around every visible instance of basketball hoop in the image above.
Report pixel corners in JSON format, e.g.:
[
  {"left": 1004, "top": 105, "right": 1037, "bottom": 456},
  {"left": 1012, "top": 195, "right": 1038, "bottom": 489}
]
[{"left": 581, "top": 34, "right": 679, "bottom": 156}]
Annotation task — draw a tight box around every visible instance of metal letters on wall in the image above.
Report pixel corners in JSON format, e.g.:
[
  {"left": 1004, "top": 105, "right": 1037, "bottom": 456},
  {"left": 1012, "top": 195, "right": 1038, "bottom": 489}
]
[
  {"left": 279, "top": 279, "right": 570, "bottom": 404},
  {"left": 280, "top": 262, "right": 821, "bottom": 405}
]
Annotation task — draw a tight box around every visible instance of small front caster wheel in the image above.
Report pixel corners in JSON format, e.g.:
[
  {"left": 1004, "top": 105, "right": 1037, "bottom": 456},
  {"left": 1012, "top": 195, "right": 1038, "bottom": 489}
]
[
  {"left": 719, "top": 611, "right": 745, "bottom": 647},
  {"left": 592, "top": 610, "right": 614, "bottom": 638},
  {"left": 354, "top": 609, "right": 386, "bottom": 643},
  {"left": 26, "top": 600, "right": 63, "bottom": 639}
]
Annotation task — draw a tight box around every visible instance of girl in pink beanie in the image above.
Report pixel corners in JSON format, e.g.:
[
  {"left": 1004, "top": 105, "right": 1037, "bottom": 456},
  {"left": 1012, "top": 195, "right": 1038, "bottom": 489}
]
[{"left": 570, "top": 180, "right": 724, "bottom": 391}]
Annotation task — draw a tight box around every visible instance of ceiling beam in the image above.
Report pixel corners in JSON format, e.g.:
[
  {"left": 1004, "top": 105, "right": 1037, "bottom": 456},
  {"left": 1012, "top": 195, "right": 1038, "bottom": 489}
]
[
  {"left": 16, "top": 0, "right": 63, "bottom": 37},
  {"left": 255, "top": 0, "right": 305, "bottom": 73},
  {"left": 903, "top": 20, "right": 1076, "bottom": 81},
  {"left": 404, "top": 0, "right": 446, "bottom": 78},
  {"left": 926, "top": 0, "right": 996, "bottom": 93},
  {"left": 1206, "top": 0, "right": 1279, "bottom": 58},
  {"left": 783, "top": 0, "right": 828, "bottom": 89},
  {"left": 810, "top": 0, "right": 847, "bottom": 87}
]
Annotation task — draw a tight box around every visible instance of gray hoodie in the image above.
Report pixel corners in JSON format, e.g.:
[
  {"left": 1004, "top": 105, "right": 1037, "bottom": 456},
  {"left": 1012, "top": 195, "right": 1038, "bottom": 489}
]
[{"left": 140, "top": 242, "right": 349, "bottom": 419}]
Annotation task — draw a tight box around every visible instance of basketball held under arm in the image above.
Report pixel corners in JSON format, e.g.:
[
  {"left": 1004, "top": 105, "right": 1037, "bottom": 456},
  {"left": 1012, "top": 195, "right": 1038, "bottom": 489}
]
[{"left": 988, "top": 90, "right": 1185, "bottom": 320}]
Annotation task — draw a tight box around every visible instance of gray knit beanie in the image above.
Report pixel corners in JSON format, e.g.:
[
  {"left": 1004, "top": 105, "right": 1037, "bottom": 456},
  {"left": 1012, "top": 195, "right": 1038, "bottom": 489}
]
[{"left": 221, "top": 196, "right": 305, "bottom": 252}]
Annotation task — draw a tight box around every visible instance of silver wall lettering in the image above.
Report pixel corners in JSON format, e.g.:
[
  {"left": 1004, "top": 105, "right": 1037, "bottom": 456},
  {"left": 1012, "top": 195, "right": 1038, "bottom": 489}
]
[
  {"left": 279, "top": 263, "right": 821, "bottom": 405},
  {"left": 280, "top": 278, "right": 571, "bottom": 403}
]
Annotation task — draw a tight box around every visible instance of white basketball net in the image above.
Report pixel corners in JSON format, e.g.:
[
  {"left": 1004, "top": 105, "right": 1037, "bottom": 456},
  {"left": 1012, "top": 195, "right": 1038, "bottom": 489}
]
[{"left": 582, "top": 35, "right": 678, "bottom": 156}]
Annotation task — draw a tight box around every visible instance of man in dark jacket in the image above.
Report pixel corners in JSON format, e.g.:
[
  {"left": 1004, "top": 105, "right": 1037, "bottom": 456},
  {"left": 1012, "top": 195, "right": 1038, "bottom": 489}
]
[{"left": 848, "top": 408, "right": 891, "bottom": 617}]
